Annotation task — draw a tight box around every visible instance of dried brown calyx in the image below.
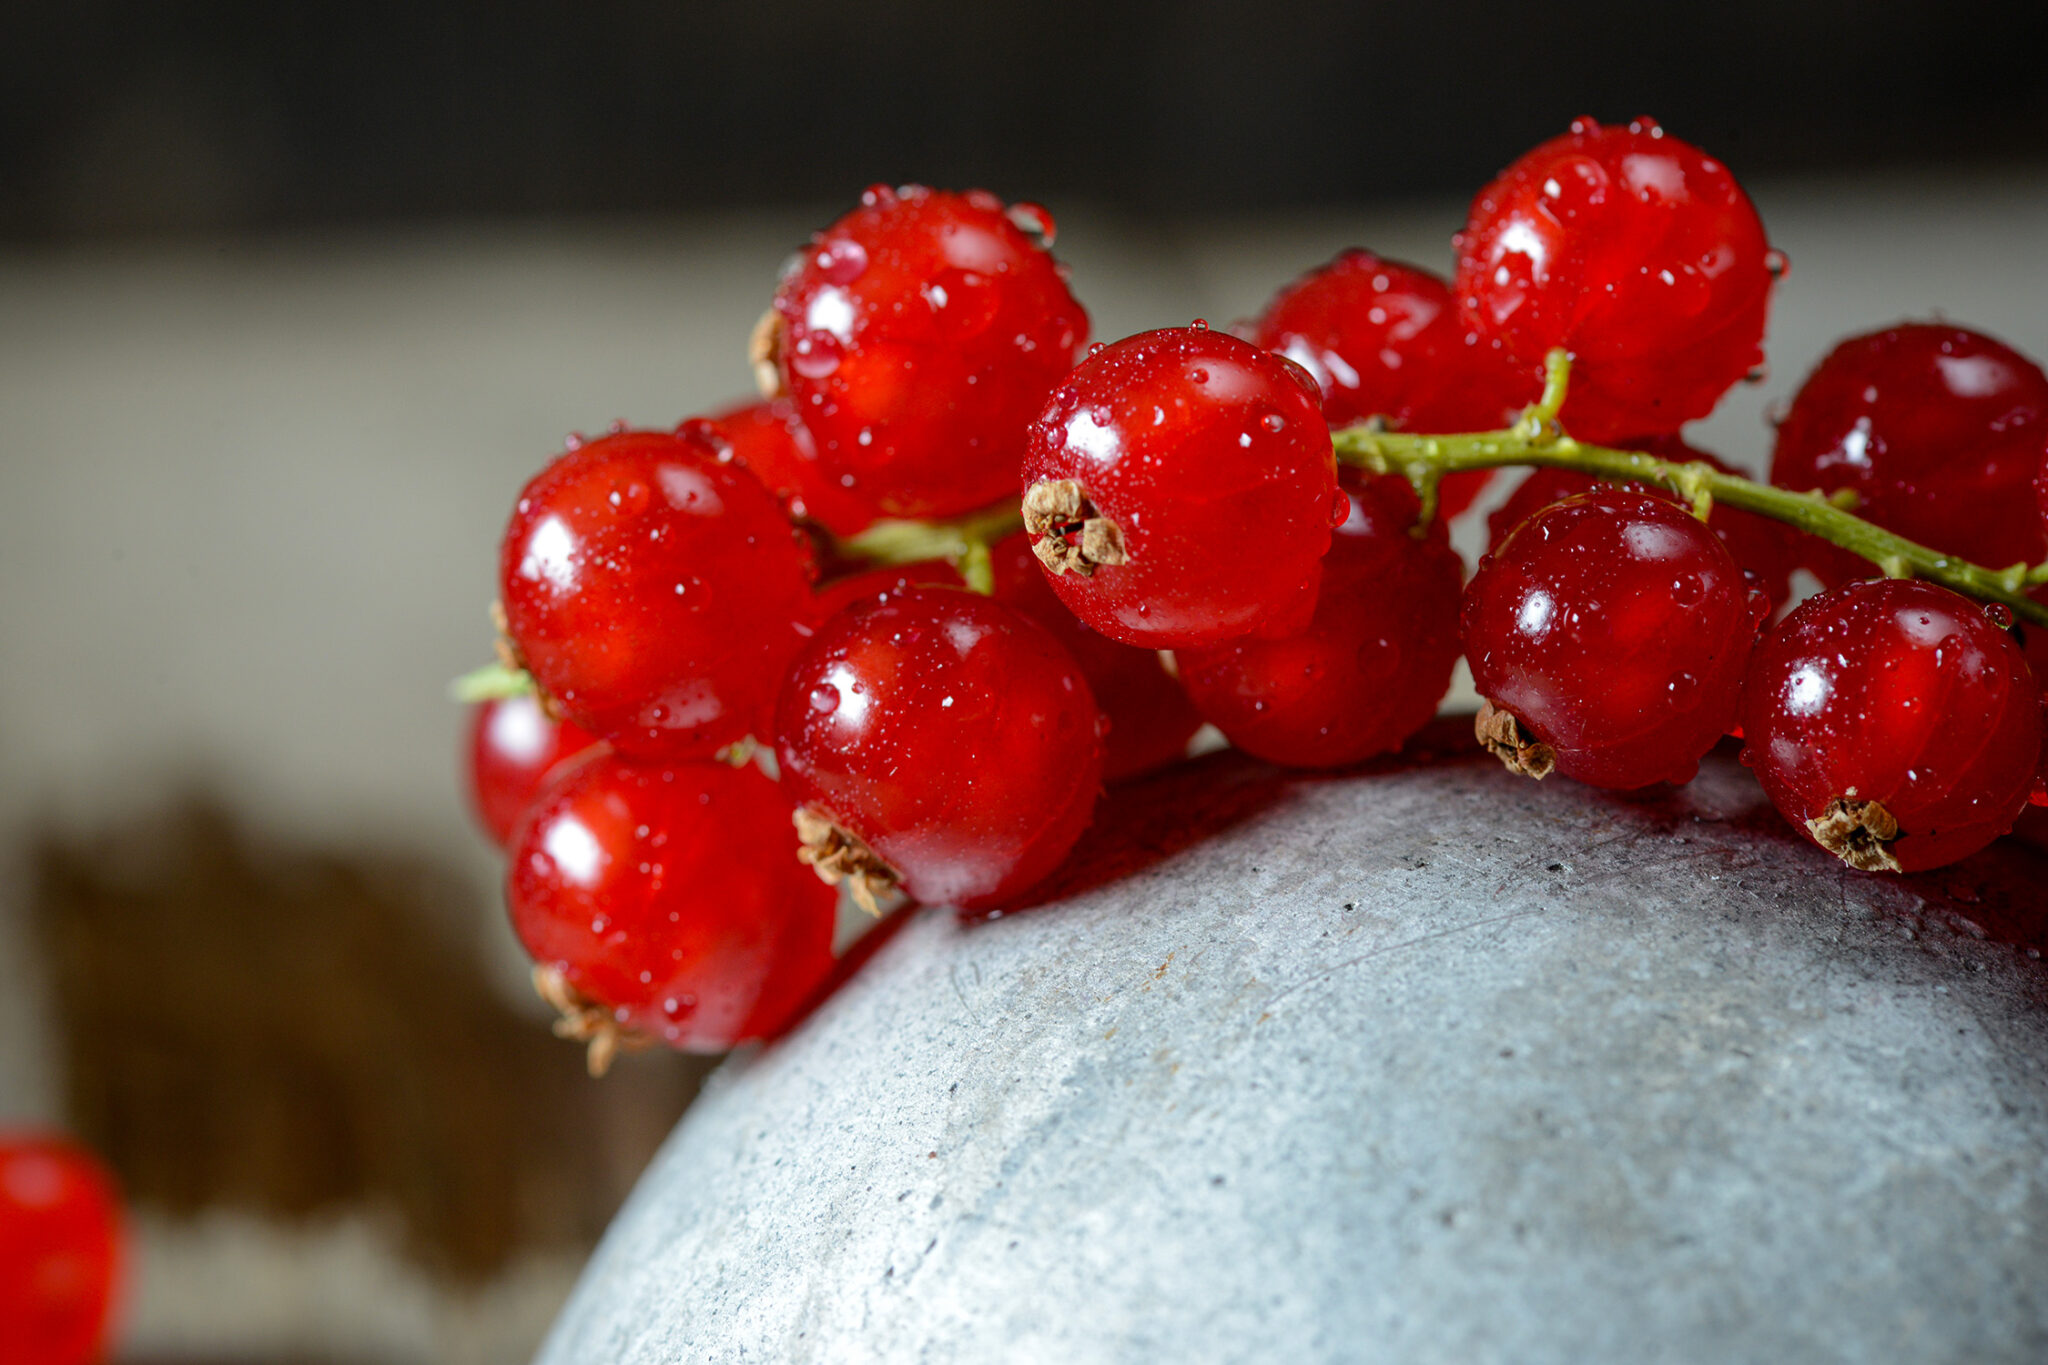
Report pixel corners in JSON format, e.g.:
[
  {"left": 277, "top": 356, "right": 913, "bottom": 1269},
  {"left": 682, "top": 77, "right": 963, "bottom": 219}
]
[
  {"left": 489, "top": 599, "right": 565, "bottom": 721},
  {"left": 1475, "top": 700, "right": 1556, "bottom": 780},
  {"left": 1806, "top": 796, "right": 1903, "bottom": 873},
  {"left": 794, "top": 807, "right": 902, "bottom": 916},
  {"left": 1022, "top": 479, "right": 1127, "bottom": 576},
  {"left": 750, "top": 309, "right": 787, "bottom": 399},
  {"left": 532, "top": 964, "right": 654, "bottom": 1078}
]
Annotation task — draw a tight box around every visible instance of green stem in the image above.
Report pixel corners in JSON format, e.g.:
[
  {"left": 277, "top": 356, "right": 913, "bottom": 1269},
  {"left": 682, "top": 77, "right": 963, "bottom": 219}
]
[
  {"left": 450, "top": 660, "right": 535, "bottom": 702},
  {"left": 838, "top": 502, "right": 1021, "bottom": 595},
  {"left": 1332, "top": 349, "right": 2048, "bottom": 629}
]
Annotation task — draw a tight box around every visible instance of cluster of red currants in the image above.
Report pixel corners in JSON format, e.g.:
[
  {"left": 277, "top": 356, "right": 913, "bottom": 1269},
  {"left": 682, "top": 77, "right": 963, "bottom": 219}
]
[{"left": 465, "top": 123, "right": 2048, "bottom": 1071}]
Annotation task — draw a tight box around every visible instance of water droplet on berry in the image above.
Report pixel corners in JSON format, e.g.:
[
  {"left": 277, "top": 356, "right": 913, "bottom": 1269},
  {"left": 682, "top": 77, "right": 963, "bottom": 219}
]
[
  {"left": 1006, "top": 201, "right": 1056, "bottom": 247},
  {"left": 1669, "top": 573, "right": 1704, "bottom": 606},
  {"left": 790, "top": 333, "right": 844, "bottom": 379},
  {"left": 860, "top": 183, "right": 897, "bottom": 208},
  {"left": 1261, "top": 413, "right": 1287, "bottom": 433},
  {"left": 1983, "top": 602, "right": 2014, "bottom": 628},
  {"left": 814, "top": 237, "right": 868, "bottom": 284},
  {"left": 1088, "top": 342, "right": 1106, "bottom": 357}
]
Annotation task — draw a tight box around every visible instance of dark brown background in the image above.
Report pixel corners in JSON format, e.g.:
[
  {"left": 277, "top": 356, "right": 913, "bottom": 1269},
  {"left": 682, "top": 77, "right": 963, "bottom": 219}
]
[{"left": 4, "top": 0, "right": 2046, "bottom": 239}]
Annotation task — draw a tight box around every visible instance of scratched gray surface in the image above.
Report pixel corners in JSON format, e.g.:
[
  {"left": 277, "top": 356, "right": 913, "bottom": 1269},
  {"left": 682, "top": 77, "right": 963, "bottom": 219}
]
[{"left": 536, "top": 738, "right": 2048, "bottom": 1364}]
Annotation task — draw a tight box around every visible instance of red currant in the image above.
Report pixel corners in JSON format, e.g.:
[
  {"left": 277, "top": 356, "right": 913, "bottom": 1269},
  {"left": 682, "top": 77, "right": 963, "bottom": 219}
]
[
  {"left": 710, "top": 396, "right": 879, "bottom": 538},
  {"left": 1454, "top": 117, "right": 1777, "bottom": 443},
  {"left": 987, "top": 531, "right": 1202, "bottom": 780},
  {"left": 1739, "top": 579, "right": 2041, "bottom": 872},
  {"left": 499, "top": 424, "right": 814, "bottom": 758},
  {"left": 1464, "top": 486, "right": 1767, "bottom": 788},
  {"left": 1486, "top": 437, "right": 1801, "bottom": 610},
  {"left": 1248, "top": 249, "right": 1539, "bottom": 518},
  {"left": 1178, "top": 474, "right": 1464, "bottom": 767},
  {"left": 465, "top": 695, "right": 599, "bottom": 848},
  {"left": 775, "top": 587, "right": 1103, "bottom": 910},
  {"left": 508, "top": 751, "right": 838, "bottom": 1061},
  {"left": 1770, "top": 324, "right": 2048, "bottom": 581},
  {"left": 1020, "top": 326, "right": 1342, "bottom": 649},
  {"left": 1, "top": 1133, "right": 123, "bottom": 1365},
  {"left": 766, "top": 186, "right": 1088, "bottom": 520},
  {"left": 809, "top": 558, "right": 965, "bottom": 625}
]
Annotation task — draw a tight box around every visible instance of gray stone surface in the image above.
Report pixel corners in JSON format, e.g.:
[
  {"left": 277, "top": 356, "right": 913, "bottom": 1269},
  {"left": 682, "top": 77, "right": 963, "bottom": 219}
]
[{"left": 537, "top": 733, "right": 2048, "bottom": 1365}]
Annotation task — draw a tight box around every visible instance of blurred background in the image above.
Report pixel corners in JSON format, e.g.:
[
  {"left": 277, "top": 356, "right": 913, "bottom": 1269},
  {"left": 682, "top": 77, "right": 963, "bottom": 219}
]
[{"left": 4, "top": 2, "right": 2047, "bottom": 1361}]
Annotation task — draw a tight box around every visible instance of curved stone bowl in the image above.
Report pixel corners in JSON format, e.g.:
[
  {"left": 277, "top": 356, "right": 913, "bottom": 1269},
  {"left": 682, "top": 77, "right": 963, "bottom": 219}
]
[{"left": 538, "top": 725, "right": 2048, "bottom": 1364}]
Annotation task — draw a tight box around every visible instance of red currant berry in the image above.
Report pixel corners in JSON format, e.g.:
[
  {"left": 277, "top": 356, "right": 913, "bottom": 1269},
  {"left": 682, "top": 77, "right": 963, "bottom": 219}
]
[
  {"left": 1738, "top": 579, "right": 2041, "bottom": 873},
  {"left": 1021, "top": 326, "right": 1341, "bottom": 649},
  {"left": 1, "top": 1133, "right": 124, "bottom": 1365},
  {"left": 1464, "top": 486, "right": 1767, "bottom": 789},
  {"left": 809, "top": 558, "right": 965, "bottom": 625},
  {"left": 1248, "top": 249, "right": 1540, "bottom": 435},
  {"left": 775, "top": 587, "right": 1103, "bottom": 910},
  {"left": 765, "top": 186, "right": 1089, "bottom": 520},
  {"left": 1770, "top": 324, "right": 2048, "bottom": 580},
  {"left": 508, "top": 751, "right": 838, "bottom": 1061},
  {"left": 499, "top": 425, "right": 813, "bottom": 758},
  {"left": 710, "top": 396, "right": 879, "bottom": 538},
  {"left": 987, "top": 531, "right": 1202, "bottom": 780},
  {"left": 465, "top": 695, "right": 599, "bottom": 848},
  {"left": 1178, "top": 474, "right": 1464, "bottom": 767},
  {"left": 1486, "top": 438, "right": 1801, "bottom": 610},
  {"left": 1454, "top": 117, "right": 1777, "bottom": 443},
  {"left": 1247, "top": 249, "right": 1542, "bottom": 522}
]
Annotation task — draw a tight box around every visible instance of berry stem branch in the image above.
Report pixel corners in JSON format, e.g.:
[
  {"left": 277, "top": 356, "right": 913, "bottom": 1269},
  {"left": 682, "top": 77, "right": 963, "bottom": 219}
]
[
  {"left": 838, "top": 502, "right": 1023, "bottom": 594},
  {"left": 1333, "top": 350, "right": 2048, "bottom": 628}
]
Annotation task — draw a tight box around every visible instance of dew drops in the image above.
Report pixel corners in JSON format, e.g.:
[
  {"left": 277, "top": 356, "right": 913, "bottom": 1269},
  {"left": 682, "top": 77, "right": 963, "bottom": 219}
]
[
  {"left": 1006, "top": 201, "right": 1056, "bottom": 247},
  {"left": 790, "top": 333, "right": 844, "bottom": 379},
  {"left": 814, "top": 237, "right": 868, "bottom": 284}
]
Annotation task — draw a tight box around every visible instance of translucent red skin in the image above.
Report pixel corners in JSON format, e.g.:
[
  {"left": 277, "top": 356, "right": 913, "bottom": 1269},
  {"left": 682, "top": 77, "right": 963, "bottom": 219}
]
[
  {"left": 1248, "top": 249, "right": 1541, "bottom": 518},
  {"left": 1454, "top": 118, "right": 1775, "bottom": 444},
  {"left": 1022, "top": 327, "right": 1341, "bottom": 649},
  {"left": 773, "top": 186, "right": 1089, "bottom": 520},
  {"left": 465, "top": 695, "right": 599, "bottom": 847},
  {"left": 987, "top": 531, "right": 1202, "bottom": 780},
  {"left": 775, "top": 588, "right": 1103, "bottom": 909},
  {"left": 1179, "top": 474, "right": 1464, "bottom": 767},
  {"left": 808, "top": 558, "right": 965, "bottom": 625},
  {"left": 1486, "top": 438, "right": 1801, "bottom": 610},
  {"left": 498, "top": 427, "right": 814, "bottom": 758},
  {"left": 1464, "top": 487, "right": 1766, "bottom": 789},
  {"left": 507, "top": 752, "right": 838, "bottom": 1050},
  {"left": 709, "top": 396, "right": 880, "bottom": 538},
  {"left": 1770, "top": 324, "right": 2048, "bottom": 584},
  {"left": 1738, "top": 579, "right": 2041, "bottom": 872},
  {"left": 0, "top": 1133, "right": 124, "bottom": 1365}
]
